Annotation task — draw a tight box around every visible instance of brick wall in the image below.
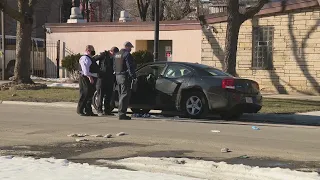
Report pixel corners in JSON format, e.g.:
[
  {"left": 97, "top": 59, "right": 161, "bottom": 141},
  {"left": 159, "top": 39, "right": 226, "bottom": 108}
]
[{"left": 201, "top": 8, "right": 320, "bottom": 95}]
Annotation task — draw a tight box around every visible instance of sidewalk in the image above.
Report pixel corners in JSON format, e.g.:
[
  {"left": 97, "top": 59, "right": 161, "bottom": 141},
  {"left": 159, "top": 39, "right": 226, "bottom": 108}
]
[{"left": 262, "top": 94, "right": 320, "bottom": 101}]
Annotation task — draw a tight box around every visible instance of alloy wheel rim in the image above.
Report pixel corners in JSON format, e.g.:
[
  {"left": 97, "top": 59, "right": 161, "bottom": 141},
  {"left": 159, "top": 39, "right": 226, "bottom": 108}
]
[{"left": 186, "top": 96, "right": 202, "bottom": 115}]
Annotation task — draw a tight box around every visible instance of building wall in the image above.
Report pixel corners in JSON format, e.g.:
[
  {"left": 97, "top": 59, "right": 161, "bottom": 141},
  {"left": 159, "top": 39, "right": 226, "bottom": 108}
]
[
  {"left": 202, "top": 8, "right": 320, "bottom": 94},
  {"left": 46, "top": 29, "right": 202, "bottom": 77}
]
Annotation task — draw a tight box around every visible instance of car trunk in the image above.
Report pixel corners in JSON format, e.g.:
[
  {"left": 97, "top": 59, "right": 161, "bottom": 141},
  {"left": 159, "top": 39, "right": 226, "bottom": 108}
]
[{"left": 234, "top": 78, "right": 260, "bottom": 94}]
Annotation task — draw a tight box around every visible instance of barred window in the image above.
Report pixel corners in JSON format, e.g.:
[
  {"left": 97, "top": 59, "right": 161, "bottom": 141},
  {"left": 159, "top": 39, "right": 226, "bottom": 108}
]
[{"left": 252, "top": 26, "right": 274, "bottom": 69}]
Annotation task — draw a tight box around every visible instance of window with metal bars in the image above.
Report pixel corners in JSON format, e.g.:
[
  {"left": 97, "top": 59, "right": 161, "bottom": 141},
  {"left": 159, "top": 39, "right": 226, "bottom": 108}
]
[{"left": 252, "top": 26, "right": 274, "bottom": 70}]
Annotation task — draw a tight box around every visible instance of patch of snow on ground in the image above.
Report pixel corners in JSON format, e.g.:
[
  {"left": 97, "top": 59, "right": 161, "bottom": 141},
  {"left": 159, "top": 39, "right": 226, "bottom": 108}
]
[
  {"left": 0, "top": 156, "right": 199, "bottom": 180},
  {"left": 97, "top": 157, "right": 320, "bottom": 180},
  {"left": 31, "top": 76, "right": 70, "bottom": 83},
  {"left": 47, "top": 83, "right": 79, "bottom": 88}
]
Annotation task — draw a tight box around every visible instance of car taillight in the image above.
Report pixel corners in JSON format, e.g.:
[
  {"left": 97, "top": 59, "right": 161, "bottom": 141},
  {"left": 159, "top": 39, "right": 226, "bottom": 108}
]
[{"left": 222, "top": 79, "right": 235, "bottom": 89}]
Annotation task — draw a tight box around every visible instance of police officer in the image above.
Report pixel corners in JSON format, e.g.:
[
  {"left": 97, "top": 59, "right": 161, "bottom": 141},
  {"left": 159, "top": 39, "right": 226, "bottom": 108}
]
[
  {"left": 114, "top": 42, "right": 136, "bottom": 120},
  {"left": 77, "top": 45, "right": 99, "bottom": 116},
  {"left": 93, "top": 47, "right": 119, "bottom": 116}
]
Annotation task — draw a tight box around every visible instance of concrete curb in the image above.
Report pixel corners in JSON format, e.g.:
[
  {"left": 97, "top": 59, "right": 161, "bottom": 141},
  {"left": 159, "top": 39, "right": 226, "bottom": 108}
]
[
  {"left": 0, "top": 101, "right": 162, "bottom": 113},
  {"left": 242, "top": 114, "right": 320, "bottom": 126},
  {"left": 0, "top": 101, "right": 77, "bottom": 108},
  {"left": 0, "top": 101, "right": 319, "bottom": 126}
]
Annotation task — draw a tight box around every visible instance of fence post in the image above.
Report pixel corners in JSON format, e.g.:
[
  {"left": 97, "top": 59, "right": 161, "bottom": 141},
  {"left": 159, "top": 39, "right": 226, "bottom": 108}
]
[
  {"left": 43, "top": 34, "right": 47, "bottom": 78},
  {"left": 56, "top": 40, "right": 60, "bottom": 78},
  {"left": 1, "top": 11, "right": 5, "bottom": 80},
  {"left": 31, "top": 39, "right": 34, "bottom": 76}
]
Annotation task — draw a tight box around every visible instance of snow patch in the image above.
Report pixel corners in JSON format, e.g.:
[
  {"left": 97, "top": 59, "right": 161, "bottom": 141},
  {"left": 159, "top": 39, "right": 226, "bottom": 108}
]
[
  {"left": 47, "top": 83, "right": 79, "bottom": 88},
  {"left": 97, "top": 157, "right": 320, "bottom": 180},
  {"left": 0, "top": 156, "right": 198, "bottom": 180}
]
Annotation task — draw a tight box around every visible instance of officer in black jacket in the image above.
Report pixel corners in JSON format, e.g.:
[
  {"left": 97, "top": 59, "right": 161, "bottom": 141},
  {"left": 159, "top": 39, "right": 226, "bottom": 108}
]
[
  {"left": 93, "top": 47, "right": 119, "bottom": 116},
  {"left": 114, "top": 42, "right": 136, "bottom": 120},
  {"left": 77, "top": 45, "right": 100, "bottom": 116}
]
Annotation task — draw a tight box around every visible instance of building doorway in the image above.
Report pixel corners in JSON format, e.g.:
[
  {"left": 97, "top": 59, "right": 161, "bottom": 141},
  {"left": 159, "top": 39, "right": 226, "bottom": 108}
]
[{"left": 135, "top": 40, "right": 172, "bottom": 61}]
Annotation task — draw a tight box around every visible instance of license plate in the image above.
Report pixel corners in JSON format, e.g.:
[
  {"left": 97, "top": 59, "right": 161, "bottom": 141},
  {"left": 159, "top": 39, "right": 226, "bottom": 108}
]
[{"left": 246, "top": 97, "right": 253, "bottom": 103}]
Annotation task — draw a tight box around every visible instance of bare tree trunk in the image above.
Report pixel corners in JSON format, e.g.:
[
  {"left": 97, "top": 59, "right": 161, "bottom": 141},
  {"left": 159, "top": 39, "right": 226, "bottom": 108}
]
[
  {"left": 14, "top": 21, "right": 33, "bottom": 84},
  {"left": 224, "top": 18, "right": 241, "bottom": 76},
  {"left": 13, "top": 0, "right": 34, "bottom": 84},
  {"left": 223, "top": 0, "right": 268, "bottom": 76}
]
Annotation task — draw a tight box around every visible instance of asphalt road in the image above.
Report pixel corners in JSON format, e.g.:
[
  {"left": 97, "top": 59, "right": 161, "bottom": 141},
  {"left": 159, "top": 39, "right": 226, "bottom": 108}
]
[{"left": 0, "top": 104, "right": 319, "bottom": 171}]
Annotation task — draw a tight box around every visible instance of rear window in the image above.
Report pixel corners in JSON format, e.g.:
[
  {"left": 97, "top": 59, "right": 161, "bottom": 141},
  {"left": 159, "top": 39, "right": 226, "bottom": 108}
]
[
  {"left": 194, "top": 64, "right": 233, "bottom": 77},
  {"left": 204, "top": 68, "right": 232, "bottom": 77}
]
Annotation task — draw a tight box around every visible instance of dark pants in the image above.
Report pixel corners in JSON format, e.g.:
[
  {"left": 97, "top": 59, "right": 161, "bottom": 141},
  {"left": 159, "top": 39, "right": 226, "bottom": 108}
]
[
  {"left": 116, "top": 75, "right": 131, "bottom": 117},
  {"left": 96, "top": 76, "right": 115, "bottom": 114},
  {"left": 77, "top": 75, "right": 96, "bottom": 115}
]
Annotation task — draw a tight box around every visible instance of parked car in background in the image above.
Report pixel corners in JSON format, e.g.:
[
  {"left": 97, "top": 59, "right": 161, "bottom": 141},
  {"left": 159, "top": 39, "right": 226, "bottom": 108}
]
[
  {"left": 0, "top": 35, "right": 45, "bottom": 79},
  {"left": 93, "top": 62, "right": 263, "bottom": 119}
]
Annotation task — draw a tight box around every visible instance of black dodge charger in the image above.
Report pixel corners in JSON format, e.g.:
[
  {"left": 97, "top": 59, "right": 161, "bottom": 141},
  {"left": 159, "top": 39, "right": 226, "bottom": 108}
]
[{"left": 94, "top": 62, "right": 262, "bottom": 119}]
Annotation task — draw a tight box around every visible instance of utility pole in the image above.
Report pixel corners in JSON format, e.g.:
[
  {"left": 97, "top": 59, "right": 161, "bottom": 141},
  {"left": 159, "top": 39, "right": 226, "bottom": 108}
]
[
  {"left": 153, "top": 0, "right": 160, "bottom": 62},
  {"left": 110, "top": 0, "right": 114, "bottom": 22},
  {"left": 86, "top": 0, "right": 90, "bottom": 22},
  {"left": 1, "top": 11, "right": 5, "bottom": 80}
]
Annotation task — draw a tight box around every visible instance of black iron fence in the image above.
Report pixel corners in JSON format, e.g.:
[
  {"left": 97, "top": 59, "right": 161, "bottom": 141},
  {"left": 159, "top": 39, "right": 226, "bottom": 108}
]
[{"left": 0, "top": 36, "right": 60, "bottom": 80}]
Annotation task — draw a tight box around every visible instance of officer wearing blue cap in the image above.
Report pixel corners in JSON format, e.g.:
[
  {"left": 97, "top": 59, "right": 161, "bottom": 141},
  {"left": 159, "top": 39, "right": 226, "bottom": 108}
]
[{"left": 113, "top": 41, "right": 136, "bottom": 120}]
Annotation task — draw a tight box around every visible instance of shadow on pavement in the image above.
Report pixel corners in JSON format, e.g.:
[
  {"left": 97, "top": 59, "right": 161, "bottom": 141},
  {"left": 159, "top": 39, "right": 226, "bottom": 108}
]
[{"left": 124, "top": 110, "right": 320, "bottom": 127}]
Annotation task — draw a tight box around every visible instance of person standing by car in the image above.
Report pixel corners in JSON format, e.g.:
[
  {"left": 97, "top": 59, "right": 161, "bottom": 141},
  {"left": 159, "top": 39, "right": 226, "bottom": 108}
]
[
  {"left": 77, "top": 45, "right": 99, "bottom": 116},
  {"left": 93, "top": 47, "right": 119, "bottom": 116},
  {"left": 114, "top": 41, "right": 137, "bottom": 120}
]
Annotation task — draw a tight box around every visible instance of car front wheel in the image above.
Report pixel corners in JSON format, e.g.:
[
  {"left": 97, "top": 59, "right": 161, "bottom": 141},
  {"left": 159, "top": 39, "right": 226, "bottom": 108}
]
[{"left": 181, "top": 91, "right": 208, "bottom": 119}]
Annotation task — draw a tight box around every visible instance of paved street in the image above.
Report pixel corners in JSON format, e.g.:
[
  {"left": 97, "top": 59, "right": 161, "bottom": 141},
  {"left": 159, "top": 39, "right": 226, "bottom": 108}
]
[{"left": 0, "top": 104, "right": 319, "bottom": 171}]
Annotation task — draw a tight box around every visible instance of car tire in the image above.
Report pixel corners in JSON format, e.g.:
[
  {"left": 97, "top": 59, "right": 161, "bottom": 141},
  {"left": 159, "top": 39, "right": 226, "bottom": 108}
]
[
  {"left": 181, "top": 91, "right": 208, "bottom": 119},
  {"left": 131, "top": 108, "right": 150, "bottom": 114},
  {"left": 92, "top": 91, "right": 115, "bottom": 114}
]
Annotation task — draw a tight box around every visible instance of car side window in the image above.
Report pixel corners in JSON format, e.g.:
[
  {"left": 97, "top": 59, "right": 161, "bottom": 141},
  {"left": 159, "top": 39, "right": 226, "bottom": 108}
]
[
  {"left": 136, "top": 64, "right": 166, "bottom": 77},
  {"left": 163, "top": 65, "right": 192, "bottom": 78}
]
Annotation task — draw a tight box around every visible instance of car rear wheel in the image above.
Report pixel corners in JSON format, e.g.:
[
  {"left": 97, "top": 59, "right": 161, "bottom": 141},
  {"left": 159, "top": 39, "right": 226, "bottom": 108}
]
[
  {"left": 181, "top": 91, "right": 208, "bottom": 119},
  {"left": 131, "top": 108, "right": 150, "bottom": 114}
]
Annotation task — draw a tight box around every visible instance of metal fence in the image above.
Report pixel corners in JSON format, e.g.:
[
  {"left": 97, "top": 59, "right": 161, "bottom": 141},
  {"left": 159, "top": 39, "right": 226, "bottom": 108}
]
[{"left": 0, "top": 36, "right": 60, "bottom": 80}]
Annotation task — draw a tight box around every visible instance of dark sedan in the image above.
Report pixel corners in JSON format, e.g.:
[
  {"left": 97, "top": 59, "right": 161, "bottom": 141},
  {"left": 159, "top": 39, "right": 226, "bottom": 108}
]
[{"left": 94, "top": 62, "right": 262, "bottom": 119}]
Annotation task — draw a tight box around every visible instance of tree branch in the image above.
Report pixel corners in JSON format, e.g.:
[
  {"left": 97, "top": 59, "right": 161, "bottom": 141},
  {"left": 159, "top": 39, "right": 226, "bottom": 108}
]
[
  {"left": 241, "top": 0, "right": 269, "bottom": 21},
  {"left": 137, "top": 0, "right": 143, "bottom": 19},
  {"left": 226, "top": 0, "right": 240, "bottom": 16},
  {"left": 0, "top": 0, "right": 25, "bottom": 22}
]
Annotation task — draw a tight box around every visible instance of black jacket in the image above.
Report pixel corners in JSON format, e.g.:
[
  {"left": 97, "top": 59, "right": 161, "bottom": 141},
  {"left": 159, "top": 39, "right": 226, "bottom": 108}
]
[{"left": 93, "top": 51, "right": 115, "bottom": 78}]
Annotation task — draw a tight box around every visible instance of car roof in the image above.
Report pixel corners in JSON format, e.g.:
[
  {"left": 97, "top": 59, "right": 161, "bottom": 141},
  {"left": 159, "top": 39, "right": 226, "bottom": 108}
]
[{"left": 141, "top": 61, "right": 219, "bottom": 70}]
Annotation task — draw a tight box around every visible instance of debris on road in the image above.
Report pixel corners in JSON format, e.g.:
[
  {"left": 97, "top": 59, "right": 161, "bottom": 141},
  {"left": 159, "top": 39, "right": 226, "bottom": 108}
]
[
  {"left": 91, "top": 134, "right": 103, "bottom": 137},
  {"left": 239, "top": 155, "right": 250, "bottom": 159},
  {"left": 211, "top": 130, "right": 221, "bottom": 133},
  {"left": 252, "top": 126, "right": 260, "bottom": 130},
  {"left": 67, "top": 134, "right": 89, "bottom": 137},
  {"left": 104, "top": 134, "right": 112, "bottom": 138},
  {"left": 67, "top": 134, "right": 78, "bottom": 137},
  {"left": 75, "top": 138, "right": 89, "bottom": 142},
  {"left": 173, "top": 159, "right": 186, "bottom": 164},
  {"left": 221, "top": 148, "right": 230, "bottom": 153},
  {"left": 116, "top": 132, "right": 127, "bottom": 136}
]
